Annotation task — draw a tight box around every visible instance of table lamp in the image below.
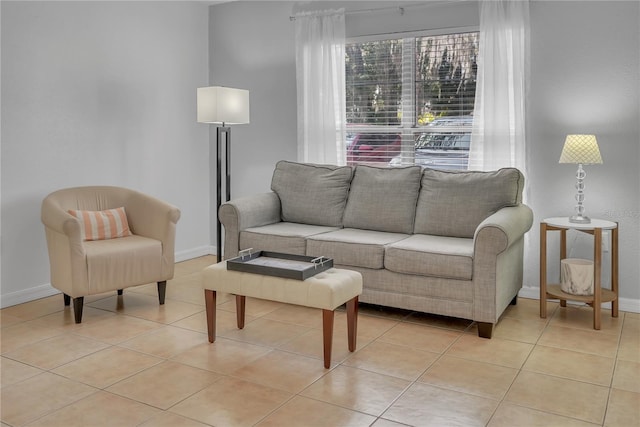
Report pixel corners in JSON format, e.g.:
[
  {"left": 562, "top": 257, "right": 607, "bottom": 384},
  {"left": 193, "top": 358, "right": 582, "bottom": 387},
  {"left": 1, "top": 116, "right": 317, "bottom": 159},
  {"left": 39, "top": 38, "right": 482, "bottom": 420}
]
[
  {"left": 558, "top": 134, "right": 602, "bottom": 224},
  {"left": 197, "top": 86, "right": 250, "bottom": 262}
]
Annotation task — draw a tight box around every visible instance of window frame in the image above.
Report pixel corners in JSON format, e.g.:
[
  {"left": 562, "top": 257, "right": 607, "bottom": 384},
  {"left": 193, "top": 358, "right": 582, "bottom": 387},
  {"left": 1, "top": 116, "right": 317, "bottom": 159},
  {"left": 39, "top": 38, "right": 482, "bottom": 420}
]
[{"left": 345, "top": 25, "right": 479, "bottom": 168}]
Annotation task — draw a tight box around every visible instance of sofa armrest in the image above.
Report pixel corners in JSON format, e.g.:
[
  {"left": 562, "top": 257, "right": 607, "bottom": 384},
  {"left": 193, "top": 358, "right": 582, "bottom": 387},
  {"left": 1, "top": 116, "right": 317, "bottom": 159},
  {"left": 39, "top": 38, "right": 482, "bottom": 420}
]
[
  {"left": 474, "top": 204, "right": 534, "bottom": 252},
  {"left": 219, "top": 192, "right": 282, "bottom": 259},
  {"left": 472, "top": 204, "right": 533, "bottom": 325}
]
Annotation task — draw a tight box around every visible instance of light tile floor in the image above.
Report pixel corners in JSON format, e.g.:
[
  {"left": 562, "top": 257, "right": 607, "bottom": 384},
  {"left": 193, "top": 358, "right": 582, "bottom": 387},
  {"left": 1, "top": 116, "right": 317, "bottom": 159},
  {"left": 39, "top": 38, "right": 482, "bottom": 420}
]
[{"left": 1, "top": 255, "right": 639, "bottom": 426}]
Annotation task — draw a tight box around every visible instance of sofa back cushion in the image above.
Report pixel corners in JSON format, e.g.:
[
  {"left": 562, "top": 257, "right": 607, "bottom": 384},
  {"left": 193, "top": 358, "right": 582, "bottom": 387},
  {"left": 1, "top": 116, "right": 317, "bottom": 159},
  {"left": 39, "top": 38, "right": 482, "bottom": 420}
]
[
  {"left": 343, "top": 165, "right": 422, "bottom": 234},
  {"left": 414, "top": 168, "right": 524, "bottom": 238},
  {"left": 271, "top": 161, "right": 353, "bottom": 227}
]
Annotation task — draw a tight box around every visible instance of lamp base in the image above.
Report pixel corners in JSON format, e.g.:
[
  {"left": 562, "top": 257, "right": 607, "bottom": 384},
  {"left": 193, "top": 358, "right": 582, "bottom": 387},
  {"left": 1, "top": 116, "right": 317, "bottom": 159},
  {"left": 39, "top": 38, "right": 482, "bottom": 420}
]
[{"left": 569, "top": 214, "right": 591, "bottom": 224}]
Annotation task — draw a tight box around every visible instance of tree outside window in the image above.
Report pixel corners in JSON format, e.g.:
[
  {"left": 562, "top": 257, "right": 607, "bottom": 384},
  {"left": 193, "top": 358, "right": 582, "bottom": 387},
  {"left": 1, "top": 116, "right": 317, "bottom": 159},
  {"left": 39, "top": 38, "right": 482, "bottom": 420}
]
[{"left": 345, "top": 31, "right": 479, "bottom": 169}]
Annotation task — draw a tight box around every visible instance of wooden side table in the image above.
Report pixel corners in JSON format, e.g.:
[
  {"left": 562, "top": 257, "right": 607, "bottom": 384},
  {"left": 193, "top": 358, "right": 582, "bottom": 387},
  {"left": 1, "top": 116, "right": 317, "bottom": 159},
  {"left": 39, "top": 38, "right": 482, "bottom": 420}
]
[{"left": 540, "top": 217, "right": 618, "bottom": 329}]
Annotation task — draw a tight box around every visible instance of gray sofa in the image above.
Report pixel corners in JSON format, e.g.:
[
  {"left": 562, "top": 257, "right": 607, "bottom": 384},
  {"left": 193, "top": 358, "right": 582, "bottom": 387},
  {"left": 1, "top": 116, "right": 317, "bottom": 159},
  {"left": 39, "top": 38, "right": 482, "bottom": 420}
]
[{"left": 219, "top": 161, "right": 533, "bottom": 338}]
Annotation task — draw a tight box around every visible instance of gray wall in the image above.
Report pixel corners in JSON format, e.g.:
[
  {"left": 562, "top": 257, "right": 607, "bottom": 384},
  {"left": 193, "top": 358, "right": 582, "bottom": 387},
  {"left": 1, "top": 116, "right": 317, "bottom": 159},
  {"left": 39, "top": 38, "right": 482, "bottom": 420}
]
[
  {"left": 209, "top": 1, "right": 640, "bottom": 308},
  {"left": 209, "top": 1, "right": 298, "bottom": 199},
  {"left": 527, "top": 0, "right": 639, "bottom": 305},
  {"left": 1, "top": 1, "right": 211, "bottom": 306}
]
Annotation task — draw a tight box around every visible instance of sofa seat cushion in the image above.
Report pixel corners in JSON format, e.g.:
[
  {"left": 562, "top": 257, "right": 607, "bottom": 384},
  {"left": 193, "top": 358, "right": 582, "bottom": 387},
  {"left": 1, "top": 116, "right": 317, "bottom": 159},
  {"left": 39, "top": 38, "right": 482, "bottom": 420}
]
[
  {"left": 239, "top": 222, "right": 339, "bottom": 256},
  {"left": 271, "top": 161, "right": 353, "bottom": 227},
  {"left": 415, "top": 168, "right": 524, "bottom": 238},
  {"left": 342, "top": 165, "right": 422, "bottom": 234},
  {"left": 85, "top": 235, "right": 162, "bottom": 294},
  {"left": 385, "top": 234, "right": 474, "bottom": 280},
  {"left": 306, "top": 228, "right": 409, "bottom": 269}
]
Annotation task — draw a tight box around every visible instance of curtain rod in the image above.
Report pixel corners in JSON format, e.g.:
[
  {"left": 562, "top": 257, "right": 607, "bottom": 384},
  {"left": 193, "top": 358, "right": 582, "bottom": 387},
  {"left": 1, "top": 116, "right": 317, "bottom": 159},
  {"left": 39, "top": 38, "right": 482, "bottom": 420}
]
[{"left": 289, "top": 1, "right": 466, "bottom": 21}]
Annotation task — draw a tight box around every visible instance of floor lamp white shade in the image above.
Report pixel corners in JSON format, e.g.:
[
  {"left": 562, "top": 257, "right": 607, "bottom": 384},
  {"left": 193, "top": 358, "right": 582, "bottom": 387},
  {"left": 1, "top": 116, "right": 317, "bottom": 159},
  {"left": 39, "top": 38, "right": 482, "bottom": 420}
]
[
  {"left": 559, "top": 134, "right": 602, "bottom": 224},
  {"left": 197, "top": 86, "right": 250, "bottom": 125},
  {"left": 197, "top": 86, "right": 250, "bottom": 262}
]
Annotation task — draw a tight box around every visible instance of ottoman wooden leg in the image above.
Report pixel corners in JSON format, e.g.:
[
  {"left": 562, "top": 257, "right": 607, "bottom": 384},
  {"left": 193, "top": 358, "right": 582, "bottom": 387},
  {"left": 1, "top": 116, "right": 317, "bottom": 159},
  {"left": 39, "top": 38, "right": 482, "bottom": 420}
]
[
  {"left": 322, "top": 309, "right": 335, "bottom": 369},
  {"left": 204, "top": 289, "right": 216, "bottom": 343},
  {"left": 236, "top": 295, "right": 246, "bottom": 329},
  {"left": 346, "top": 296, "right": 358, "bottom": 352}
]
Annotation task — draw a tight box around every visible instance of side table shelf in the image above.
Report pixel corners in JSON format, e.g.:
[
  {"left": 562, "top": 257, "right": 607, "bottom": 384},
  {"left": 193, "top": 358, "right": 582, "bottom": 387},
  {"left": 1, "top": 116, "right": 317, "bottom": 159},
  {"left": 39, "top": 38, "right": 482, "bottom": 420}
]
[{"left": 540, "top": 217, "right": 618, "bottom": 330}]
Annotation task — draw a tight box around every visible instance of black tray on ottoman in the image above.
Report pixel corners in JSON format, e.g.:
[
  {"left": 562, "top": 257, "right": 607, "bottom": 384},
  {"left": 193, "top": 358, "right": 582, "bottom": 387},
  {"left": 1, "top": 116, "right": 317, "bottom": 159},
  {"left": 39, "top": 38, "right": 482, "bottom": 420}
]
[{"left": 226, "top": 250, "right": 333, "bottom": 280}]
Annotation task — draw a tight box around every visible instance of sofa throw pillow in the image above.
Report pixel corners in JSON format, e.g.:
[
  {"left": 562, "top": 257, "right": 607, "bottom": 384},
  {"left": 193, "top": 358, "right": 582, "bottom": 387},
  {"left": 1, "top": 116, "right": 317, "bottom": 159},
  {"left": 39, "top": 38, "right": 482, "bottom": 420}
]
[
  {"left": 68, "top": 207, "right": 132, "bottom": 241},
  {"left": 271, "top": 161, "right": 354, "bottom": 227},
  {"left": 342, "top": 165, "right": 422, "bottom": 234},
  {"left": 414, "top": 168, "right": 524, "bottom": 238}
]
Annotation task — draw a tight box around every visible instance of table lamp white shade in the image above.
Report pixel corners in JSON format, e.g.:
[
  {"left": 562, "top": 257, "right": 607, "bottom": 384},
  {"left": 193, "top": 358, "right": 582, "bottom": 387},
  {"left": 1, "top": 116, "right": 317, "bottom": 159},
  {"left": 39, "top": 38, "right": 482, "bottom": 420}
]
[
  {"left": 197, "top": 86, "right": 250, "bottom": 125},
  {"left": 559, "top": 134, "right": 603, "bottom": 165}
]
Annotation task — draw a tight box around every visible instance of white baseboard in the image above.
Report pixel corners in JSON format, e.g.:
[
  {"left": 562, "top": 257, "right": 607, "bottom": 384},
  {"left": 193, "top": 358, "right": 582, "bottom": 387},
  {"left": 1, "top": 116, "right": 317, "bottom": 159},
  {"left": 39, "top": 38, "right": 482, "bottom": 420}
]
[
  {"left": 175, "top": 245, "right": 215, "bottom": 262},
  {"left": 518, "top": 285, "right": 640, "bottom": 313},
  {"left": 0, "top": 283, "right": 62, "bottom": 309},
  {"left": 3, "top": 265, "right": 639, "bottom": 314},
  {"left": 0, "top": 247, "right": 217, "bottom": 309}
]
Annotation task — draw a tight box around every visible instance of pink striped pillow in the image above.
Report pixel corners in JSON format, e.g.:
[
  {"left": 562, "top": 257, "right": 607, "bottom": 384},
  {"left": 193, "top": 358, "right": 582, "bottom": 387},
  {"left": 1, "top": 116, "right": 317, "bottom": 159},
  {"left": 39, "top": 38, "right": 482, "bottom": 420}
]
[{"left": 68, "top": 207, "right": 132, "bottom": 241}]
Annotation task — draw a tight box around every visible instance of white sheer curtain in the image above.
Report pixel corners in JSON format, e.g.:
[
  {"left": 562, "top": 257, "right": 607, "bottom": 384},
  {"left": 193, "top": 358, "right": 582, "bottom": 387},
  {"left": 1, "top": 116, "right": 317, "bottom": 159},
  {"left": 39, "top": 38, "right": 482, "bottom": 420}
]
[
  {"left": 294, "top": 9, "right": 346, "bottom": 165},
  {"left": 469, "top": 0, "right": 530, "bottom": 175}
]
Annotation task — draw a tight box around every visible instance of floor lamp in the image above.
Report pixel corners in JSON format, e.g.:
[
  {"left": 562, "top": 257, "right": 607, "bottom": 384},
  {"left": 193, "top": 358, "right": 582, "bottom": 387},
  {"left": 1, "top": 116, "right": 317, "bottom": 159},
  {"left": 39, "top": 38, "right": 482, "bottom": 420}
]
[{"left": 197, "top": 86, "right": 250, "bottom": 262}]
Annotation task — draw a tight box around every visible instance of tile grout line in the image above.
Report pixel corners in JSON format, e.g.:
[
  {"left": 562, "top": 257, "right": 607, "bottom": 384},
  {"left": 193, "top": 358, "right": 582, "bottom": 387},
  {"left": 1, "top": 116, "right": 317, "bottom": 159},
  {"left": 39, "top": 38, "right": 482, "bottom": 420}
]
[
  {"left": 499, "top": 301, "right": 621, "bottom": 426},
  {"left": 367, "top": 322, "right": 470, "bottom": 426},
  {"left": 601, "top": 311, "right": 627, "bottom": 426}
]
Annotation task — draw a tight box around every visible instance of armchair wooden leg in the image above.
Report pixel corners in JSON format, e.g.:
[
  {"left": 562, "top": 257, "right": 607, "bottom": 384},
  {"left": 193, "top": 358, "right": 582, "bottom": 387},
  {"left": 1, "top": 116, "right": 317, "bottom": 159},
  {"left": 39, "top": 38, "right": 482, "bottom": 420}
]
[
  {"left": 157, "top": 281, "right": 167, "bottom": 305},
  {"left": 73, "top": 297, "right": 84, "bottom": 324},
  {"left": 510, "top": 295, "right": 518, "bottom": 305},
  {"left": 117, "top": 289, "right": 123, "bottom": 296},
  {"left": 63, "top": 294, "right": 71, "bottom": 306}
]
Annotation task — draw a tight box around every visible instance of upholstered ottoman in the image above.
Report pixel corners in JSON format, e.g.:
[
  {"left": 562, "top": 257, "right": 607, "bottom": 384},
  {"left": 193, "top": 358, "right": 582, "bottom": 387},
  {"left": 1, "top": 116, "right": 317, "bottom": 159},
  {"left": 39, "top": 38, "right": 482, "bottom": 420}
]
[{"left": 202, "top": 262, "right": 363, "bottom": 368}]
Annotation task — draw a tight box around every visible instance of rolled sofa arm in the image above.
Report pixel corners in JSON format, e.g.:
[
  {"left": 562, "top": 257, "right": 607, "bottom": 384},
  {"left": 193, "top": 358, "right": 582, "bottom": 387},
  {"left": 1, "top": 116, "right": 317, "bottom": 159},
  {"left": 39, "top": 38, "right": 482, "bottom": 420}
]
[
  {"left": 472, "top": 204, "right": 534, "bottom": 325},
  {"left": 474, "top": 204, "right": 534, "bottom": 254},
  {"left": 219, "top": 192, "right": 282, "bottom": 259}
]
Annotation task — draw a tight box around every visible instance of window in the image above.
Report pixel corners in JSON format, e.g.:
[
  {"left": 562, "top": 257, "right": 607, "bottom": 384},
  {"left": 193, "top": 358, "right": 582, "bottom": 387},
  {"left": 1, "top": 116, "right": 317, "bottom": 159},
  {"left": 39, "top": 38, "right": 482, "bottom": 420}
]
[{"left": 345, "top": 30, "right": 479, "bottom": 169}]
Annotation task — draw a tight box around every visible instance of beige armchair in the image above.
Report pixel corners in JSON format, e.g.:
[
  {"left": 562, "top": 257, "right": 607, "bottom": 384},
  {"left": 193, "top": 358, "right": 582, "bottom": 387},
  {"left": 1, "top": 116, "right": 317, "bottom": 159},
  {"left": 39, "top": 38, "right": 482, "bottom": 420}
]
[{"left": 41, "top": 186, "right": 181, "bottom": 323}]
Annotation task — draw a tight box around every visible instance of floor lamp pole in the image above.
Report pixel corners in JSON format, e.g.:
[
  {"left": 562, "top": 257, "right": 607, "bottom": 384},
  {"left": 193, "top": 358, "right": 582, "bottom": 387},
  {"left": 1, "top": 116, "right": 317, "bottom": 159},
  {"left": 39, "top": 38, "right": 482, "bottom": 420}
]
[{"left": 216, "top": 125, "right": 231, "bottom": 263}]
